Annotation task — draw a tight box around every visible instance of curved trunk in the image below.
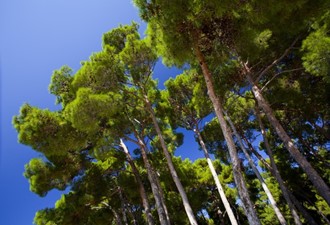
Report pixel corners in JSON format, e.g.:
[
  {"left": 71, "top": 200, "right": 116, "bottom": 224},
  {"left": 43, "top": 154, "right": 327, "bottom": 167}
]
[
  {"left": 225, "top": 112, "right": 287, "bottom": 225},
  {"left": 134, "top": 133, "right": 170, "bottom": 225},
  {"left": 194, "top": 45, "right": 261, "bottom": 225},
  {"left": 194, "top": 126, "right": 238, "bottom": 225},
  {"left": 143, "top": 94, "right": 198, "bottom": 225},
  {"left": 119, "top": 139, "right": 155, "bottom": 225},
  {"left": 246, "top": 72, "right": 330, "bottom": 206}
]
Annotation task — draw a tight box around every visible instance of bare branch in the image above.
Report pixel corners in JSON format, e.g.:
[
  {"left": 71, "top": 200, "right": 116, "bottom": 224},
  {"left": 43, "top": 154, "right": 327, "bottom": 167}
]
[
  {"left": 255, "top": 36, "right": 301, "bottom": 83},
  {"left": 260, "top": 68, "right": 304, "bottom": 92}
]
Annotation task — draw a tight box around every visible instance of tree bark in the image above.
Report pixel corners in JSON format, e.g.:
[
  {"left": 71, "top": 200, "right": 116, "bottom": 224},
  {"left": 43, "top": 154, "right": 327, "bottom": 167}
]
[
  {"left": 144, "top": 94, "right": 198, "bottom": 225},
  {"left": 112, "top": 209, "right": 123, "bottom": 225},
  {"left": 118, "top": 187, "right": 129, "bottom": 225},
  {"left": 194, "top": 125, "right": 238, "bottom": 225},
  {"left": 288, "top": 192, "right": 319, "bottom": 225},
  {"left": 241, "top": 132, "right": 319, "bottom": 225},
  {"left": 246, "top": 71, "right": 330, "bottom": 206},
  {"left": 225, "top": 112, "right": 287, "bottom": 225},
  {"left": 152, "top": 165, "right": 171, "bottom": 224},
  {"left": 254, "top": 109, "right": 303, "bottom": 225},
  {"left": 119, "top": 139, "right": 155, "bottom": 225},
  {"left": 194, "top": 44, "right": 261, "bottom": 225},
  {"left": 134, "top": 133, "right": 170, "bottom": 225}
]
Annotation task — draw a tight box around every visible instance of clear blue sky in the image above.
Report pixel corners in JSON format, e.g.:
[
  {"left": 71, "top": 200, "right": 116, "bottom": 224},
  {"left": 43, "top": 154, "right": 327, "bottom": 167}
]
[{"left": 0, "top": 1, "right": 203, "bottom": 224}]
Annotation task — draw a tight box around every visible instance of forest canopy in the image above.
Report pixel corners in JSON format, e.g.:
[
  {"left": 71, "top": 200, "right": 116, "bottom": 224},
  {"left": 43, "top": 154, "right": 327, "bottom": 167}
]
[{"left": 13, "top": 1, "right": 329, "bottom": 224}]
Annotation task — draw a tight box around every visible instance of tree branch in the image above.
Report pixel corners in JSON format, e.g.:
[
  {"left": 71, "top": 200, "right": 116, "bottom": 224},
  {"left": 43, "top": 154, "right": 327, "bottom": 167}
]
[
  {"left": 255, "top": 36, "right": 301, "bottom": 83},
  {"left": 260, "top": 68, "right": 304, "bottom": 92}
]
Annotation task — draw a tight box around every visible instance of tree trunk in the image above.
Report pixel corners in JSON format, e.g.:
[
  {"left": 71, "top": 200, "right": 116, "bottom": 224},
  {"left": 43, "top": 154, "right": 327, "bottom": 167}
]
[
  {"left": 126, "top": 206, "right": 138, "bottom": 225},
  {"left": 254, "top": 109, "right": 303, "bottom": 225},
  {"left": 225, "top": 112, "right": 287, "bottom": 225},
  {"left": 134, "top": 133, "right": 170, "bottom": 225},
  {"left": 118, "top": 187, "right": 129, "bottom": 225},
  {"left": 288, "top": 192, "right": 319, "bottom": 225},
  {"left": 194, "top": 44, "right": 261, "bottom": 225},
  {"left": 119, "top": 139, "right": 155, "bottom": 225},
  {"left": 241, "top": 133, "right": 319, "bottom": 225},
  {"left": 152, "top": 165, "right": 171, "bottom": 224},
  {"left": 143, "top": 94, "right": 199, "bottom": 225},
  {"left": 305, "top": 197, "right": 330, "bottom": 225},
  {"left": 246, "top": 72, "right": 330, "bottom": 206},
  {"left": 112, "top": 209, "right": 123, "bottom": 225},
  {"left": 194, "top": 126, "right": 238, "bottom": 225}
]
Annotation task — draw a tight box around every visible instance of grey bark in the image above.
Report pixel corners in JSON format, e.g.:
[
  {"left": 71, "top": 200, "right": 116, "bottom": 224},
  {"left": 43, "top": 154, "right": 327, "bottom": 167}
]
[
  {"left": 225, "top": 112, "right": 287, "bottom": 225},
  {"left": 243, "top": 133, "right": 318, "bottom": 225},
  {"left": 254, "top": 109, "right": 303, "bottom": 225},
  {"left": 194, "top": 126, "right": 238, "bottom": 225},
  {"left": 144, "top": 94, "right": 198, "bottom": 225},
  {"left": 152, "top": 166, "right": 171, "bottom": 224},
  {"left": 246, "top": 71, "right": 330, "bottom": 206},
  {"left": 112, "top": 209, "right": 123, "bottom": 225},
  {"left": 119, "top": 139, "right": 155, "bottom": 225},
  {"left": 194, "top": 44, "right": 261, "bottom": 225},
  {"left": 118, "top": 187, "right": 129, "bottom": 225},
  {"left": 134, "top": 133, "right": 170, "bottom": 225}
]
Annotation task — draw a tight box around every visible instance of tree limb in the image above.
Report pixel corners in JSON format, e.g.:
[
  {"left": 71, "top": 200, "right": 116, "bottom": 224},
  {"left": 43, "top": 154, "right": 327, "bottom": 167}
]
[{"left": 255, "top": 36, "right": 301, "bottom": 83}]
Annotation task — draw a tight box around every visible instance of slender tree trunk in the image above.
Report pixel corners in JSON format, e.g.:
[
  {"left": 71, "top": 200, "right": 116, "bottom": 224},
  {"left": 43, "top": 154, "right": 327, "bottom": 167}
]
[
  {"left": 242, "top": 137, "right": 272, "bottom": 171},
  {"left": 126, "top": 206, "right": 138, "bottom": 225},
  {"left": 152, "top": 166, "right": 171, "bottom": 224},
  {"left": 194, "top": 125, "right": 238, "bottom": 225},
  {"left": 194, "top": 45, "right": 261, "bottom": 225},
  {"left": 134, "top": 133, "right": 170, "bottom": 225},
  {"left": 245, "top": 71, "right": 330, "bottom": 206},
  {"left": 143, "top": 94, "right": 198, "bottom": 225},
  {"left": 241, "top": 134, "right": 319, "bottom": 225},
  {"left": 317, "top": 209, "right": 330, "bottom": 225},
  {"left": 225, "top": 112, "right": 287, "bottom": 225},
  {"left": 112, "top": 209, "right": 124, "bottom": 225},
  {"left": 139, "top": 137, "right": 171, "bottom": 224},
  {"left": 288, "top": 192, "right": 319, "bottom": 225},
  {"left": 118, "top": 187, "right": 129, "bottom": 225},
  {"left": 119, "top": 139, "right": 155, "bottom": 225},
  {"left": 305, "top": 197, "right": 330, "bottom": 225},
  {"left": 254, "top": 109, "right": 303, "bottom": 225}
]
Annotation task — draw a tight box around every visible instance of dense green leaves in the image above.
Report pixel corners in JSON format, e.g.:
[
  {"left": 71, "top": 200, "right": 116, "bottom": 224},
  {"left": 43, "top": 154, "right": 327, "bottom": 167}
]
[
  {"left": 13, "top": 2, "right": 330, "bottom": 224},
  {"left": 64, "top": 88, "right": 123, "bottom": 134},
  {"left": 49, "top": 66, "right": 75, "bottom": 106},
  {"left": 302, "top": 12, "right": 330, "bottom": 83},
  {"left": 13, "top": 104, "right": 87, "bottom": 156}
]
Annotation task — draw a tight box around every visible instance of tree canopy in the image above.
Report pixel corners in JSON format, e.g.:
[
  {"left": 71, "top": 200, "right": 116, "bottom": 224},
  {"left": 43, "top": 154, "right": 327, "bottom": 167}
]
[{"left": 13, "top": 1, "right": 330, "bottom": 224}]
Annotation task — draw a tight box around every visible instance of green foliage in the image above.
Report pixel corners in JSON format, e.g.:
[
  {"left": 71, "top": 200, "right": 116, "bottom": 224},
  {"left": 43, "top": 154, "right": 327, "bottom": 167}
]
[
  {"left": 13, "top": 104, "right": 87, "bottom": 156},
  {"left": 163, "top": 69, "right": 212, "bottom": 129},
  {"left": 72, "top": 45, "right": 125, "bottom": 94},
  {"left": 253, "top": 29, "right": 273, "bottom": 50},
  {"left": 64, "top": 88, "right": 123, "bottom": 134},
  {"left": 225, "top": 91, "right": 255, "bottom": 126},
  {"left": 24, "top": 152, "right": 87, "bottom": 197},
  {"left": 49, "top": 65, "right": 75, "bottom": 106},
  {"left": 119, "top": 34, "right": 157, "bottom": 85},
  {"left": 302, "top": 12, "right": 330, "bottom": 83},
  {"left": 14, "top": 2, "right": 330, "bottom": 223},
  {"left": 201, "top": 118, "right": 229, "bottom": 160},
  {"left": 24, "top": 158, "right": 60, "bottom": 197},
  {"left": 102, "top": 22, "right": 140, "bottom": 53}
]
